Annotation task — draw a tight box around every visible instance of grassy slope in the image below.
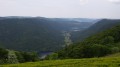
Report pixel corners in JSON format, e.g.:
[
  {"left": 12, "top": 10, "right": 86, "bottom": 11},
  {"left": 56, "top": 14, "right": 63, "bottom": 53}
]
[{"left": 1, "top": 53, "right": 120, "bottom": 67}]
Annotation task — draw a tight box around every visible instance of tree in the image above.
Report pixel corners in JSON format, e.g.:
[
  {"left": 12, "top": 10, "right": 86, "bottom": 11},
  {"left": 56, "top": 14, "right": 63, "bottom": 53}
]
[
  {"left": 15, "top": 51, "right": 25, "bottom": 63},
  {"left": 22, "top": 52, "right": 39, "bottom": 62},
  {"left": 90, "top": 44, "right": 111, "bottom": 57},
  {"left": 15, "top": 51, "right": 39, "bottom": 63},
  {"left": 0, "top": 48, "right": 8, "bottom": 64},
  {"left": 0, "top": 48, "right": 8, "bottom": 59},
  {"left": 111, "top": 47, "right": 119, "bottom": 53},
  {"left": 46, "top": 53, "right": 58, "bottom": 60},
  {"left": 101, "top": 36, "right": 114, "bottom": 45}
]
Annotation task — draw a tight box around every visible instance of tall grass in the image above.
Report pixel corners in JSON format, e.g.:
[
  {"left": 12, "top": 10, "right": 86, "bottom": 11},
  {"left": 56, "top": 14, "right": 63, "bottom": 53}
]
[{"left": 1, "top": 56, "right": 120, "bottom": 67}]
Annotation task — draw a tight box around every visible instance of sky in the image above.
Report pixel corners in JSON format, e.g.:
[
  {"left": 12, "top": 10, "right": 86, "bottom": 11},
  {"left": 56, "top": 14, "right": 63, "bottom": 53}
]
[{"left": 0, "top": 0, "right": 120, "bottom": 19}]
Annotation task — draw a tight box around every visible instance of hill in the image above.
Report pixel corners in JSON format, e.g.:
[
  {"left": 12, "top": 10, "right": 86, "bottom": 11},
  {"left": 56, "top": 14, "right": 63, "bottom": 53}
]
[
  {"left": 57, "top": 24, "right": 120, "bottom": 59},
  {"left": 0, "top": 17, "right": 94, "bottom": 52},
  {"left": 0, "top": 17, "right": 63, "bottom": 52},
  {"left": 72, "top": 19, "right": 120, "bottom": 42}
]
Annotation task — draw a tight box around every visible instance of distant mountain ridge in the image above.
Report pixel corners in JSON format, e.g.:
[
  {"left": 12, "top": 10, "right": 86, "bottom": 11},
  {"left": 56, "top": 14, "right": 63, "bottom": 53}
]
[
  {"left": 71, "top": 19, "right": 120, "bottom": 42},
  {"left": 0, "top": 17, "right": 63, "bottom": 52},
  {"left": 50, "top": 18, "right": 99, "bottom": 23},
  {"left": 0, "top": 17, "right": 95, "bottom": 52}
]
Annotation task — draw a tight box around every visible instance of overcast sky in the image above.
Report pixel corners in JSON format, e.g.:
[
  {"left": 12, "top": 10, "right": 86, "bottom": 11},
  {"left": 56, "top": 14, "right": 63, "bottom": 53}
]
[{"left": 0, "top": 0, "right": 120, "bottom": 19}]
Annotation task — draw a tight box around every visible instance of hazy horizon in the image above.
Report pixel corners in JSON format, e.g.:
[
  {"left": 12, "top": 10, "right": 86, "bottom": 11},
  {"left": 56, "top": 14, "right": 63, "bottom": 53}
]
[
  {"left": 0, "top": 0, "right": 120, "bottom": 19},
  {"left": 0, "top": 16, "right": 120, "bottom": 19}
]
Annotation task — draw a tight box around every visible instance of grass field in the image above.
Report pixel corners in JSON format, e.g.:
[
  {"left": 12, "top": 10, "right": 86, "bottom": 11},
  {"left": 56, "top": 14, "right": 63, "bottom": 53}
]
[{"left": 1, "top": 53, "right": 120, "bottom": 67}]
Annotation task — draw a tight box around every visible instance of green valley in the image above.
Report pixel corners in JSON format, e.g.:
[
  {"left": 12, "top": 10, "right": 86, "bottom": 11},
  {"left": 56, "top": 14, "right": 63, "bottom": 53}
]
[
  {"left": 0, "top": 17, "right": 120, "bottom": 67},
  {"left": 0, "top": 0, "right": 120, "bottom": 66}
]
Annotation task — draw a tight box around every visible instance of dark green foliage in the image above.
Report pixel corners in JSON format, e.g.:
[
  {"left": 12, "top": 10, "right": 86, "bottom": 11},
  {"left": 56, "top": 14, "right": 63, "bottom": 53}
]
[
  {"left": 101, "top": 36, "right": 114, "bottom": 45},
  {"left": 111, "top": 47, "right": 120, "bottom": 53},
  {"left": 15, "top": 51, "right": 25, "bottom": 63},
  {"left": 58, "top": 25, "right": 120, "bottom": 59},
  {"left": 58, "top": 44, "right": 111, "bottom": 58},
  {"left": 45, "top": 53, "right": 58, "bottom": 60},
  {"left": 0, "top": 48, "right": 8, "bottom": 59},
  {"left": 0, "top": 48, "right": 39, "bottom": 64},
  {"left": 0, "top": 48, "right": 8, "bottom": 64},
  {"left": 0, "top": 18, "right": 64, "bottom": 52},
  {"left": 83, "top": 44, "right": 111, "bottom": 57},
  {"left": 15, "top": 51, "right": 39, "bottom": 63},
  {"left": 23, "top": 52, "right": 39, "bottom": 62}
]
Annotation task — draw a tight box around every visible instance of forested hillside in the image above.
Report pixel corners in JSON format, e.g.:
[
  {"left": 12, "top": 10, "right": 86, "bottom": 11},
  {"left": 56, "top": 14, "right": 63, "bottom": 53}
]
[
  {"left": 0, "top": 17, "right": 94, "bottom": 52},
  {"left": 0, "top": 17, "right": 64, "bottom": 52},
  {"left": 72, "top": 19, "right": 120, "bottom": 42},
  {"left": 58, "top": 24, "right": 120, "bottom": 59}
]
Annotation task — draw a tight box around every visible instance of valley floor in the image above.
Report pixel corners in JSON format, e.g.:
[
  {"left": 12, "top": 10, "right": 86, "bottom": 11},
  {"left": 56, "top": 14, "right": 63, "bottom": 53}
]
[{"left": 1, "top": 55, "right": 120, "bottom": 67}]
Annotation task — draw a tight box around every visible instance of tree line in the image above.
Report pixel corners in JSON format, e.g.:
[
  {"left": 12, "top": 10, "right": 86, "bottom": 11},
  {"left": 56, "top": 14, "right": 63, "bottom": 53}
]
[
  {"left": 56, "top": 25, "right": 120, "bottom": 59},
  {"left": 0, "top": 48, "right": 39, "bottom": 64}
]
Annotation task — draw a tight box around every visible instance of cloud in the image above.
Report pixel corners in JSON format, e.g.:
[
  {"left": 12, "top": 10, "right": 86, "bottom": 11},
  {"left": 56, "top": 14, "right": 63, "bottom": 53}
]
[
  {"left": 79, "top": 0, "right": 88, "bottom": 5},
  {"left": 108, "top": 0, "right": 120, "bottom": 4}
]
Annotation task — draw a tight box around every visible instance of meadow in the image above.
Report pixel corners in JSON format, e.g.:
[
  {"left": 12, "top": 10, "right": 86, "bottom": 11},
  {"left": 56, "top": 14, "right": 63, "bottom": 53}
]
[{"left": 1, "top": 53, "right": 120, "bottom": 67}]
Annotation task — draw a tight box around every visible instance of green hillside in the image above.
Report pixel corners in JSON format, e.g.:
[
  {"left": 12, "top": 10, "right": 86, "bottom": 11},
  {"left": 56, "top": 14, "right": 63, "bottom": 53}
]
[
  {"left": 1, "top": 54, "right": 120, "bottom": 67},
  {"left": 0, "top": 17, "right": 93, "bottom": 52},
  {"left": 1, "top": 18, "right": 120, "bottom": 66},
  {"left": 57, "top": 24, "right": 120, "bottom": 59},
  {"left": 0, "top": 17, "right": 64, "bottom": 52},
  {"left": 72, "top": 19, "right": 120, "bottom": 42}
]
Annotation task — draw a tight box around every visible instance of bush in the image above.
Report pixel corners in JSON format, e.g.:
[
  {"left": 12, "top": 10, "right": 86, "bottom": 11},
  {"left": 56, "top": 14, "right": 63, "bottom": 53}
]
[
  {"left": 111, "top": 47, "right": 120, "bottom": 53},
  {"left": 46, "top": 53, "right": 58, "bottom": 60},
  {"left": 0, "top": 48, "right": 9, "bottom": 64},
  {"left": 0, "top": 48, "right": 8, "bottom": 59},
  {"left": 15, "top": 51, "right": 39, "bottom": 63}
]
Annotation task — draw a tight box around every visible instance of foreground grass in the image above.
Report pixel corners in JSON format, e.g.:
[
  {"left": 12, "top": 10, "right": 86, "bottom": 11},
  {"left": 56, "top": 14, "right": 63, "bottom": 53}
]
[{"left": 1, "top": 56, "right": 120, "bottom": 67}]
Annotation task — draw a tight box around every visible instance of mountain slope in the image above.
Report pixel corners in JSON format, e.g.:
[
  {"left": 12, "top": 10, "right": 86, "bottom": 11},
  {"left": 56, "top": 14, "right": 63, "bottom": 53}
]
[
  {"left": 0, "top": 17, "right": 94, "bottom": 52},
  {"left": 49, "top": 18, "right": 95, "bottom": 31},
  {"left": 0, "top": 17, "right": 64, "bottom": 52},
  {"left": 72, "top": 19, "right": 120, "bottom": 42},
  {"left": 58, "top": 24, "right": 120, "bottom": 59}
]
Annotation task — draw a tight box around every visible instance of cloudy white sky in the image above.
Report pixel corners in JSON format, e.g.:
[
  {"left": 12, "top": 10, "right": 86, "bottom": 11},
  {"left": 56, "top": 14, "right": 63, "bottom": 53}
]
[{"left": 0, "top": 0, "right": 120, "bottom": 19}]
